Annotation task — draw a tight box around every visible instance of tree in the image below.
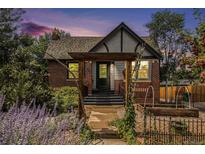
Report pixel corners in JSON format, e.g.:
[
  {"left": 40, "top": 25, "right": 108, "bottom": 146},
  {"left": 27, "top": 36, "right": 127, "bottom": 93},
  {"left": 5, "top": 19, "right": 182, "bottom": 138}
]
[
  {"left": 51, "top": 28, "right": 70, "bottom": 40},
  {"left": 146, "top": 10, "right": 186, "bottom": 102},
  {"left": 0, "top": 9, "right": 25, "bottom": 66},
  {"left": 0, "top": 36, "right": 52, "bottom": 110},
  {"left": 180, "top": 9, "right": 205, "bottom": 83}
]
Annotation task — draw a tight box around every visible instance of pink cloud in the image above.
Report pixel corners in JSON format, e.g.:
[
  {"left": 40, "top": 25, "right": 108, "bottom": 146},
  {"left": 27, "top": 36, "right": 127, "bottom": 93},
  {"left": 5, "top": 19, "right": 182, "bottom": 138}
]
[
  {"left": 21, "top": 22, "right": 53, "bottom": 36},
  {"left": 23, "top": 9, "right": 113, "bottom": 36}
]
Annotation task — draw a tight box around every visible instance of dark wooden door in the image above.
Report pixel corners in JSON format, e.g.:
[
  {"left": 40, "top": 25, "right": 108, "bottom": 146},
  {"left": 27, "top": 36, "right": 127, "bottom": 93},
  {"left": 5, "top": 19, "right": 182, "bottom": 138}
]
[{"left": 96, "top": 62, "right": 110, "bottom": 92}]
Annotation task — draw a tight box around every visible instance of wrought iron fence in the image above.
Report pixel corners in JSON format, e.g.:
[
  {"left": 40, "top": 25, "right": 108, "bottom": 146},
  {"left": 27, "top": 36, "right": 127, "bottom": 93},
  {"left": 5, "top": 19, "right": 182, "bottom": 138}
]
[{"left": 142, "top": 111, "right": 205, "bottom": 145}]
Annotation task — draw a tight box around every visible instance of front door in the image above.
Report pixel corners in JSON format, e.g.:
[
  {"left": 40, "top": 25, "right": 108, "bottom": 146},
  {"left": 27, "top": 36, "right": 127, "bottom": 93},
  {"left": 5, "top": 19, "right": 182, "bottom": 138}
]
[{"left": 96, "top": 62, "right": 110, "bottom": 92}]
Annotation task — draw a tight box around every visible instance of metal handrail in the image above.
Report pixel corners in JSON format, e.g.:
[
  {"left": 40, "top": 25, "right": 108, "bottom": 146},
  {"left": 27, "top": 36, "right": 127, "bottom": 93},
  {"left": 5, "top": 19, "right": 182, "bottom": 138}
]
[
  {"left": 175, "top": 86, "right": 191, "bottom": 109},
  {"left": 144, "top": 85, "right": 155, "bottom": 107}
]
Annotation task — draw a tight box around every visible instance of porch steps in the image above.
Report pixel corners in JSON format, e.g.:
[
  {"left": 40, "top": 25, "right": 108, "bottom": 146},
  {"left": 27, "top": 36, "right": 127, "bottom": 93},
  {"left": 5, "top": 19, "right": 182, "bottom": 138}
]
[
  {"left": 85, "top": 105, "right": 125, "bottom": 138},
  {"left": 83, "top": 95, "right": 124, "bottom": 105}
]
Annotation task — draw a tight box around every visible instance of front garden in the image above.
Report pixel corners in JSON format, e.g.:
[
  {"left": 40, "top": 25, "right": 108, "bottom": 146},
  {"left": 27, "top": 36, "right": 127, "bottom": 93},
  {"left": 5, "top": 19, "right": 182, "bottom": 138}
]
[{"left": 0, "top": 92, "right": 96, "bottom": 145}]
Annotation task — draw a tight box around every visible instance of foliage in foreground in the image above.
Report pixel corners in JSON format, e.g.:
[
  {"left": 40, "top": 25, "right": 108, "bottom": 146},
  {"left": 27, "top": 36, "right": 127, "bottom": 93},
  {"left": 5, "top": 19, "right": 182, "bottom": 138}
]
[
  {"left": 0, "top": 95, "right": 86, "bottom": 145},
  {"left": 80, "top": 124, "right": 96, "bottom": 145},
  {"left": 50, "top": 87, "right": 79, "bottom": 114},
  {"left": 112, "top": 100, "right": 136, "bottom": 144},
  {"left": 0, "top": 35, "right": 53, "bottom": 110}
]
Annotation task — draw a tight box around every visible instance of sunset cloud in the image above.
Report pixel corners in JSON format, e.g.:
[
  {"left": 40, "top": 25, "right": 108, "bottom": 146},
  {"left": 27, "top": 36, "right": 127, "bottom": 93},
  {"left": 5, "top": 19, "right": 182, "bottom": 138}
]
[
  {"left": 22, "top": 9, "right": 114, "bottom": 36},
  {"left": 21, "top": 22, "right": 53, "bottom": 36}
]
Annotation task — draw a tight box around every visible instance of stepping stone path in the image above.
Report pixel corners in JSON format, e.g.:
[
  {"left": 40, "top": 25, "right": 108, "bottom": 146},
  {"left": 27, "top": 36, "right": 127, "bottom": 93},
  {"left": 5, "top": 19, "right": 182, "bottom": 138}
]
[{"left": 85, "top": 105, "right": 126, "bottom": 144}]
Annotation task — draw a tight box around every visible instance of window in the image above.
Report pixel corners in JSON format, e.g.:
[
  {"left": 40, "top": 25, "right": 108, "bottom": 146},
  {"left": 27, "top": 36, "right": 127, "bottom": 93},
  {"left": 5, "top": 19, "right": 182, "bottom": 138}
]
[
  {"left": 68, "top": 62, "right": 79, "bottom": 79},
  {"left": 132, "top": 60, "right": 150, "bottom": 80},
  {"left": 99, "top": 64, "right": 107, "bottom": 78}
]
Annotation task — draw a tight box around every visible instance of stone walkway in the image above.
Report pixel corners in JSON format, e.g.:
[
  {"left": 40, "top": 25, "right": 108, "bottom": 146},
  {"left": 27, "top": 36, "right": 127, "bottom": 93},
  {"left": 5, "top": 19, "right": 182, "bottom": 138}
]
[
  {"left": 100, "top": 139, "right": 126, "bottom": 145},
  {"left": 92, "top": 138, "right": 127, "bottom": 145},
  {"left": 85, "top": 105, "right": 127, "bottom": 144},
  {"left": 85, "top": 105, "right": 125, "bottom": 132}
]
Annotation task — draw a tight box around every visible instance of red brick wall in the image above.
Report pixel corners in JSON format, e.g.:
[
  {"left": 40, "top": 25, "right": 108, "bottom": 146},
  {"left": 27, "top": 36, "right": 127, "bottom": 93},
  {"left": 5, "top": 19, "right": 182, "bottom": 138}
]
[
  {"left": 47, "top": 60, "right": 78, "bottom": 88},
  {"left": 133, "top": 60, "right": 160, "bottom": 104},
  {"left": 47, "top": 60, "right": 160, "bottom": 104}
]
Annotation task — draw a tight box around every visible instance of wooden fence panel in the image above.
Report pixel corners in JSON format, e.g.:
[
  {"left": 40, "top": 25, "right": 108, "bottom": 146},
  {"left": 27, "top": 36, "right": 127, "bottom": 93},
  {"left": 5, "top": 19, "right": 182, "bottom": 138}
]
[{"left": 160, "top": 85, "right": 205, "bottom": 103}]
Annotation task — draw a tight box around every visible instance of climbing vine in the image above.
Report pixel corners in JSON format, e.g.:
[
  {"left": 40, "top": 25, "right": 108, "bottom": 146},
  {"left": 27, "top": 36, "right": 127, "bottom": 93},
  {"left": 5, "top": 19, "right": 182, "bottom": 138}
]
[
  {"left": 112, "top": 45, "right": 145, "bottom": 144},
  {"left": 112, "top": 98, "right": 136, "bottom": 144}
]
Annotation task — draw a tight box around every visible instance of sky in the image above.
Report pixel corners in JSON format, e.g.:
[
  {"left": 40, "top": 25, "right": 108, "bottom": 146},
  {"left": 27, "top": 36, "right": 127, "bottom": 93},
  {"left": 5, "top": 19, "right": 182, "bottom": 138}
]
[{"left": 21, "top": 8, "right": 205, "bottom": 37}]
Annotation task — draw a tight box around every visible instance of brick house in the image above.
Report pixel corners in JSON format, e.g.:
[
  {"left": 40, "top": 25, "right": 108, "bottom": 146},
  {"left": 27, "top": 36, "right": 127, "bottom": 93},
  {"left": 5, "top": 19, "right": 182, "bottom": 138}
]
[{"left": 44, "top": 22, "right": 162, "bottom": 105}]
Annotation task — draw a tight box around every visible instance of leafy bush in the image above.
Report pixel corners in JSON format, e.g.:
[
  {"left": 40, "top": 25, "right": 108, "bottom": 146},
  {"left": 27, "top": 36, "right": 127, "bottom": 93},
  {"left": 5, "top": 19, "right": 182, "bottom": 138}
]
[
  {"left": 0, "top": 95, "right": 85, "bottom": 145},
  {"left": 51, "top": 87, "right": 79, "bottom": 113},
  {"left": 112, "top": 100, "right": 136, "bottom": 144},
  {"left": 80, "top": 124, "right": 96, "bottom": 144}
]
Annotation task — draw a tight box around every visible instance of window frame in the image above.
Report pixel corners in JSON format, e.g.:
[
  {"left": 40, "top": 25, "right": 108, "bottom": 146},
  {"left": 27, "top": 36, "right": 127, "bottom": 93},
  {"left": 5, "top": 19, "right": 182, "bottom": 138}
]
[
  {"left": 67, "top": 61, "right": 79, "bottom": 80},
  {"left": 132, "top": 60, "right": 151, "bottom": 81},
  {"left": 99, "top": 64, "right": 108, "bottom": 79}
]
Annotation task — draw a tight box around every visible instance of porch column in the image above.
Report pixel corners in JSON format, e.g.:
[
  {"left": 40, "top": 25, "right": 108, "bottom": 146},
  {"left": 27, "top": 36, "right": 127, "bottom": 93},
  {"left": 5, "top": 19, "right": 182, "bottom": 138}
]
[
  {"left": 79, "top": 61, "right": 84, "bottom": 93},
  {"left": 79, "top": 61, "right": 84, "bottom": 118},
  {"left": 125, "top": 60, "right": 131, "bottom": 102},
  {"left": 87, "top": 61, "right": 93, "bottom": 95}
]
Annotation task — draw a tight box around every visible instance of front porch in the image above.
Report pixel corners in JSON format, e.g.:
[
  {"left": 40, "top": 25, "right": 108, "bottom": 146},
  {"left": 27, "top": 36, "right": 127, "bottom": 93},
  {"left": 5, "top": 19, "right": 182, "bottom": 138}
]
[
  {"left": 77, "top": 59, "right": 133, "bottom": 105},
  {"left": 74, "top": 57, "right": 160, "bottom": 106}
]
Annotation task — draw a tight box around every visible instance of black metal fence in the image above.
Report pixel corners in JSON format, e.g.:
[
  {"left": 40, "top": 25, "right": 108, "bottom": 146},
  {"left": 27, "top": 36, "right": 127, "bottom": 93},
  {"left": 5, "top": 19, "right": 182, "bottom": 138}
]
[{"left": 142, "top": 111, "right": 205, "bottom": 145}]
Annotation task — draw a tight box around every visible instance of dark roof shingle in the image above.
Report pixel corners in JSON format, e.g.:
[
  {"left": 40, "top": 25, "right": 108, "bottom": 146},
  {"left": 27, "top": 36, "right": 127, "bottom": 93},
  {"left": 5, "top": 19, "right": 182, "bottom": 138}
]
[
  {"left": 44, "top": 37, "right": 103, "bottom": 59},
  {"left": 44, "top": 36, "right": 160, "bottom": 60}
]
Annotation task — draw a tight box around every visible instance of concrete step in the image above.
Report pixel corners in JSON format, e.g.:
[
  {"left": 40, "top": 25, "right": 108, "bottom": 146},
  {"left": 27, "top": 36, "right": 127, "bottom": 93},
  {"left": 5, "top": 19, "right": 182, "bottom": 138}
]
[
  {"left": 85, "top": 105, "right": 125, "bottom": 115},
  {"left": 84, "top": 99, "right": 124, "bottom": 102},
  {"left": 85, "top": 95, "right": 123, "bottom": 98},
  {"left": 99, "top": 139, "right": 127, "bottom": 144},
  {"left": 83, "top": 102, "right": 124, "bottom": 105},
  {"left": 88, "top": 112, "right": 118, "bottom": 128},
  {"left": 85, "top": 105, "right": 125, "bottom": 139},
  {"left": 86, "top": 106, "right": 125, "bottom": 131},
  {"left": 93, "top": 129, "right": 120, "bottom": 139},
  {"left": 84, "top": 96, "right": 123, "bottom": 99}
]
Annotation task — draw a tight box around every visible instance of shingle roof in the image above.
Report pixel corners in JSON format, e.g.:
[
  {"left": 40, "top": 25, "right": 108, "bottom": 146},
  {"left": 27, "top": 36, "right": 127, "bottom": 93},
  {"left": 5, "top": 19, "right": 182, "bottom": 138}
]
[
  {"left": 44, "top": 36, "right": 160, "bottom": 60},
  {"left": 44, "top": 37, "right": 103, "bottom": 59}
]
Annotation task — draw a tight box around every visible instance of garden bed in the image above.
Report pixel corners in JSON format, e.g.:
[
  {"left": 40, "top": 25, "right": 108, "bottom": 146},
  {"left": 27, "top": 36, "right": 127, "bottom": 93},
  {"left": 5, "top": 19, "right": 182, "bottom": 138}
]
[
  {"left": 136, "top": 103, "right": 199, "bottom": 117},
  {"left": 146, "top": 107, "right": 199, "bottom": 117}
]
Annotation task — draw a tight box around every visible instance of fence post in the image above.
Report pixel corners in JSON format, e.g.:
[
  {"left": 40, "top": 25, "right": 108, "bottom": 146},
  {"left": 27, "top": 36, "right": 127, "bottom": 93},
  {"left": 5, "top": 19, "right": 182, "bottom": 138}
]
[
  {"left": 143, "top": 109, "right": 147, "bottom": 145},
  {"left": 154, "top": 116, "right": 157, "bottom": 144},
  {"left": 169, "top": 117, "right": 172, "bottom": 144}
]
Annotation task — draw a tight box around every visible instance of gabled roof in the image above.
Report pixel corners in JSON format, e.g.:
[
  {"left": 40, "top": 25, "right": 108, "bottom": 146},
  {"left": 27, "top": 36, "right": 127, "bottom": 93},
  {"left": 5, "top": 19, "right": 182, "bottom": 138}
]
[
  {"left": 44, "top": 22, "right": 162, "bottom": 60},
  {"left": 89, "top": 22, "right": 161, "bottom": 58}
]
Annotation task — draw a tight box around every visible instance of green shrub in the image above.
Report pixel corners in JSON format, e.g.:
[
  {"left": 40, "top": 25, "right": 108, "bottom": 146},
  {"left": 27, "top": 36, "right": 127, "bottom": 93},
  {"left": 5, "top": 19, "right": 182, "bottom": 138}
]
[
  {"left": 111, "top": 99, "right": 136, "bottom": 144},
  {"left": 51, "top": 86, "right": 79, "bottom": 113},
  {"left": 80, "top": 125, "right": 95, "bottom": 144}
]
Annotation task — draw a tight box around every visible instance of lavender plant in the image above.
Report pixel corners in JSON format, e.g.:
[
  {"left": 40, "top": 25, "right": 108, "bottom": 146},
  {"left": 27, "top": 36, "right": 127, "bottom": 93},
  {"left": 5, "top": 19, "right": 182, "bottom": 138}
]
[{"left": 0, "top": 95, "right": 86, "bottom": 145}]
